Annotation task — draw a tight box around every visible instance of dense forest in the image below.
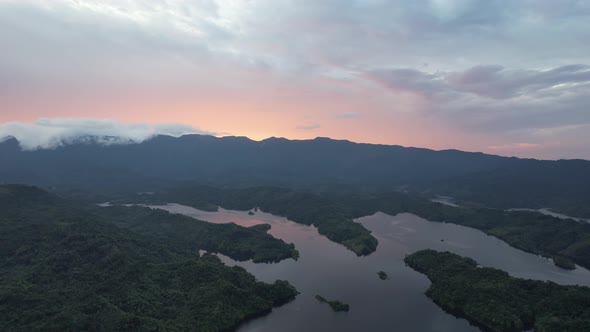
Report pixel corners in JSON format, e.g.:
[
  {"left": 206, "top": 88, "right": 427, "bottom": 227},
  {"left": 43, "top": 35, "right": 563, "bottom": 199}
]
[
  {"left": 429, "top": 160, "right": 590, "bottom": 218},
  {"left": 333, "top": 191, "right": 590, "bottom": 270},
  {"left": 2, "top": 134, "right": 588, "bottom": 218},
  {"left": 4, "top": 183, "right": 589, "bottom": 330},
  {"left": 120, "top": 185, "right": 590, "bottom": 270},
  {"left": 99, "top": 205, "right": 298, "bottom": 263},
  {"left": 0, "top": 185, "right": 298, "bottom": 331},
  {"left": 405, "top": 250, "right": 590, "bottom": 332},
  {"left": 117, "top": 186, "right": 379, "bottom": 256}
]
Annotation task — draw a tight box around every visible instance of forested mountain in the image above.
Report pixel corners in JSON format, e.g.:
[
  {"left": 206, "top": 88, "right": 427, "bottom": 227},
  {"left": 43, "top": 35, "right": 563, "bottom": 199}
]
[
  {"left": 0, "top": 185, "right": 298, "bottom": 331},
  {"left": 1, "top": 134, "right": 589, "bottom": 217}
]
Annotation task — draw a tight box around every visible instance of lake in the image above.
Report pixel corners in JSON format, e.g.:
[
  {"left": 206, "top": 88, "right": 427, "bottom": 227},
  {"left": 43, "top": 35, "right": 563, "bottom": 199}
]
[{"left": 149, "top": 204, "right": 590, "bottom": 332}]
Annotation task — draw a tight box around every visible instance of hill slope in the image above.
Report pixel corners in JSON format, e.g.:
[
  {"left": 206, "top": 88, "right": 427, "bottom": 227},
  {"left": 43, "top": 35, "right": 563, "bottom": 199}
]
[
  {"left": 0, "top": 185, "right": 297, "bottom": 331},
  {"left": 405, "top": 250, "right": 590, "bottom": 332},
  {"left": 1, "top": 135, "right": 589, "bottom": 217}
]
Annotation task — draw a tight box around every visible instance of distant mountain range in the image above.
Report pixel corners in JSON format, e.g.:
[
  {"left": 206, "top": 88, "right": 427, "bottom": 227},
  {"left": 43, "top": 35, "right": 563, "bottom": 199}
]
[{"left": 1, "top": 134, "right": 589, "bottom": 217}]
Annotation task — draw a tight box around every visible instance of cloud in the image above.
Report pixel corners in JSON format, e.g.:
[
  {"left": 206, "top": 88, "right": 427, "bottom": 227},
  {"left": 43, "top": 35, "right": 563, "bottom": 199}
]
[
  {"left": 367, "top": 64, "right": 590, "bottom": 100},
  {"left": 0, "top": 118, "right": 211, "bottom": 150},
  {"left": 296, "top": 124, "right": 321, "bottom": 130},
  {"left": 447, "top": 64, "right": 590, "bottom": 99},
  {"left": 488, "top": 143, "right": 541, "bottom": 151},
  {"left": 336, "top": 112, "right": 361, "bottom": 119},
  {"left": 365, "top": 64, "right": 590, "bottom": 159},
  {"left": 1, "top": 1, "right": 590, "bottom": 159},
  {"left": 365, "top": 69, "right": 446, "bottom": 98}
]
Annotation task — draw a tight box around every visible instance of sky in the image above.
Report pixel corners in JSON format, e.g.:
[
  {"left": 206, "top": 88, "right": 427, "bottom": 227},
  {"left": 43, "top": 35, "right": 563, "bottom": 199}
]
[{"left": 0, "top": 0, "right": 589, "bottom": 159}]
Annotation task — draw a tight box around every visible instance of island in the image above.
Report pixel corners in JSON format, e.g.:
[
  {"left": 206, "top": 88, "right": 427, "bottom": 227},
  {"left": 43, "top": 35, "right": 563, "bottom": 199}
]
[
  {"left": 248, "top": 210, "right": 255, "bottom": 215},
  {"left": 378, "top": 271, "right": 388, "bottom": 280},
  {"left": 315, "top": 295, "right": 350, "bottom": 312},
  {"left": 404, "top": 249, "right": 590, "bottom": 332},
  {"left": 553, "top": 255, "right": 576, "bottom": 270}
]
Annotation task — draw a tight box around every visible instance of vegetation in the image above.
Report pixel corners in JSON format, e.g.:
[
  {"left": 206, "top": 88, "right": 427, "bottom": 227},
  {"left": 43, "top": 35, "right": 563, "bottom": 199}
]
[
  {"left": 99, "top": 205, "right": 299, "bottom": 263},
  {"left": 121, "top": 186, "right": 378, "bottom": 256},
  {"left": 553, "top": 256, "right": 576, "bottom": 270},
  {"left": 315, "top": 295, "right": 350, "bottom": 312},
  {"left": 378, "top": 271, "right": 388, "bottom": 280},
  {"left": 405, "top": 250, "right": 590, "bottom": 332},
  {"left": 429, "top": 160, "right": 590, "bottom": 219},
  {"left": 0, "top": 185, "right": 298, "bottom": 331},
  {"left": 121, "top": 186, "right": 590, "bottom": 270},
  {"left": 3, "top": 134, "right": 588, "bottom": 220},
  {"left": 331, "top": 191, "right": 590, "bottom": 271}
]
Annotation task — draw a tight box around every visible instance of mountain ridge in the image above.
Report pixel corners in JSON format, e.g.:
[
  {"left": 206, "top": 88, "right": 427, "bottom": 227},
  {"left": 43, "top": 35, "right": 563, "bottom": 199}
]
[
  {"left": 1, "top": 134, "right": 589, "bottom": 217},
  {"left": 3, "top": 133, "right": 587, "bottom": 162}
]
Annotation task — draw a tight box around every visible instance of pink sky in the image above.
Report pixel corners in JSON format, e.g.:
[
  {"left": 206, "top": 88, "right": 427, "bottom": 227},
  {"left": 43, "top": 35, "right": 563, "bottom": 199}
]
[{"left": 1, "top": 1, "right": 589, "bottom": 159}]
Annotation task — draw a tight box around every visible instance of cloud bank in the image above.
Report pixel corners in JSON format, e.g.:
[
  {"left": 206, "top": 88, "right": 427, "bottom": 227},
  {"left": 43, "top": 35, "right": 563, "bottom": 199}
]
[{"left": 0, "top": 118, "right": 210, "bottom": 150}]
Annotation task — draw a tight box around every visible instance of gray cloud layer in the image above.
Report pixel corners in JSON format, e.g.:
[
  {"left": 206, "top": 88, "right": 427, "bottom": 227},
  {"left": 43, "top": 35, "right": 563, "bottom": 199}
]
[
  {"left": 368, "top": 65, "right": 590, "bottom": 100},
  {"left": 367, "top": 65, "right": 590, "bottom": 147}
]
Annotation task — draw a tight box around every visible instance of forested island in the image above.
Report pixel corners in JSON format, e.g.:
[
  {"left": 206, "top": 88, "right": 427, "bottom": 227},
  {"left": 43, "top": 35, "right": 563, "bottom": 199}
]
[
  {"left": 315, "top": 295, "right": 350, "bottom": 312},
  {"left": 552, "top": 256, "right": 576, "bottom": 270},
  {"left": 378, "top": 271, "right": 388, "bottom": 280},
  {"left": 405, "top": 250, "right": 590, "bottom": 332},
  {"left": 0, "top": 185, "right": 298, "bottom": 331}
]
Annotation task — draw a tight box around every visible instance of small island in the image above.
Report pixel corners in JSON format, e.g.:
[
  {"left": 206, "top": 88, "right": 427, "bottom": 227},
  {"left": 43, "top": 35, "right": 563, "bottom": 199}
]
[
  {"left": 315, "top": 295, "right": 350, "bottom": 312},
  {"left": 378, "top": 271, "right": 388, "bottom": 280},
  {"left": 553, "top": 255, "right": 576, "bottom": 270},
  {"left": 248, "top": 211, "right": 255, "bottom": 215}
]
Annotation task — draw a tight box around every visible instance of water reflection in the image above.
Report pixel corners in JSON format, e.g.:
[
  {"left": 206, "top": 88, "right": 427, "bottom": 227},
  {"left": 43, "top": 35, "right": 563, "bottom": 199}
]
[{"left": 150, "top": 204, "right": 590, "bottom": 332}]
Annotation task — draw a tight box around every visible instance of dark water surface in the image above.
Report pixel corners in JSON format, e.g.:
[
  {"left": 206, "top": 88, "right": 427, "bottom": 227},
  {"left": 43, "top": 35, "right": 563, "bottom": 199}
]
[{"left": 150, "top": 204, "right": 590, "bottom": 332}]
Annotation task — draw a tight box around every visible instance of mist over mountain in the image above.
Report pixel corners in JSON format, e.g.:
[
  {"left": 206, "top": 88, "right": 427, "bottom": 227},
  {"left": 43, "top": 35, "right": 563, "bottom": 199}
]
[
  {"left": 1, "top": 134, "right": 589, "bottom": 217},
  {"left": 0, "top": 118, "right": 208, "bottom": 150}
]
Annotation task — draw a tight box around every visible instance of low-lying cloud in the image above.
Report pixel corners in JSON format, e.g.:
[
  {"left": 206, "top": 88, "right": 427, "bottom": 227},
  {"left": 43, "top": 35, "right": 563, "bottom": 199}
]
[{"left": 0, "top": 118, "right": 211, "bottom": 150}]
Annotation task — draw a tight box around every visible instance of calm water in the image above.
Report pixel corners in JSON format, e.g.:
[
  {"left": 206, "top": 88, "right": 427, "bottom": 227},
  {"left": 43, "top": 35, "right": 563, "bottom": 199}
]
[{"left": 150, "top": 204, "right": 590, "bottom": 332}]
